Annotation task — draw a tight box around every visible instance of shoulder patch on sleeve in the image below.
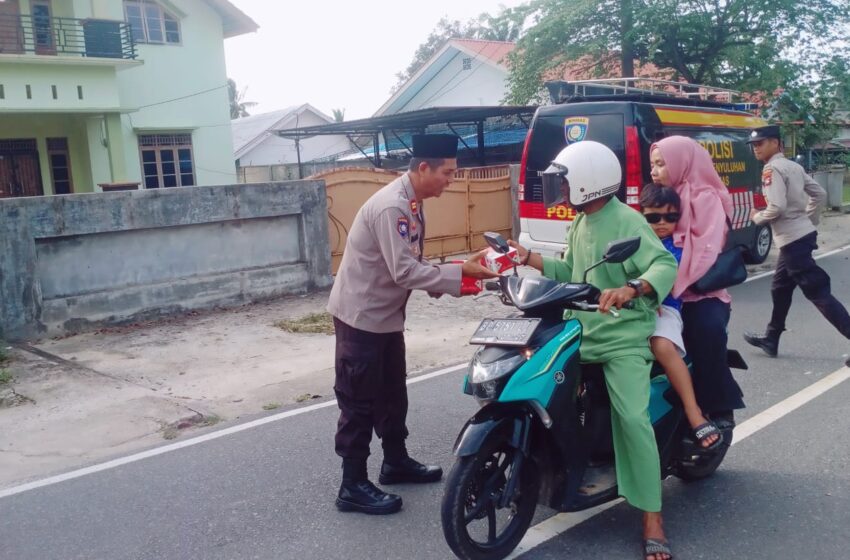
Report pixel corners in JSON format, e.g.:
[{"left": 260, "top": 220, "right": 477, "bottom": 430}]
[
  {"left": 397, "top": 217, "right": 409, "bottom": 239},
  {"left": 762, "top": 167, "right": 773, "bottom": 187}
]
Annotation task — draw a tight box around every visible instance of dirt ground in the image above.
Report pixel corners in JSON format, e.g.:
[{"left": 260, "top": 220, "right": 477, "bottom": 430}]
[{"left": 2, "top": 212, "right": 850, "bottom": 488}]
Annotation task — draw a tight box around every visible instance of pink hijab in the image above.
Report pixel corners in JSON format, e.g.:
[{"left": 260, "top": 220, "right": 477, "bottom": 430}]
[{"left": 651, "top": 136, "right": 733, "bottom": 301}]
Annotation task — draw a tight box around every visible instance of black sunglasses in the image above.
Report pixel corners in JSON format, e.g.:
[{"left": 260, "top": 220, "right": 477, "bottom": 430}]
[{"left": 644, "top": 212, "right": 681, "bottom": 224}]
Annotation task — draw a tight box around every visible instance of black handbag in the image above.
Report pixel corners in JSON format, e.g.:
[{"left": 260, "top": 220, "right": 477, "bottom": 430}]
[{"left": 688, "top": 219, "right": 748, "bottom": 294}]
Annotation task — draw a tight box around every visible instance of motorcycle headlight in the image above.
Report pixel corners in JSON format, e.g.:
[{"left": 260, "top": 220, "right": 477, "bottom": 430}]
[{"left": 471, "top": 353, "right": 527, "bottom": 384}]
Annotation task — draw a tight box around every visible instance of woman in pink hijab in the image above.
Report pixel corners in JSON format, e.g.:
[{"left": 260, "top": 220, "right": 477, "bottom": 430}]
[{"left": 649, "top": 136, "right": 745, "bottom": 425}]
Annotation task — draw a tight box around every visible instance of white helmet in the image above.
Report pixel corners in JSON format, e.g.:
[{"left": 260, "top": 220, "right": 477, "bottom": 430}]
[{"left": 541, "top": 141, "right": 622, "bottom": 208}]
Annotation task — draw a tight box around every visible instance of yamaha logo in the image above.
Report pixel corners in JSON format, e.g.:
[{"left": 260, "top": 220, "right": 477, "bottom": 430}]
[{"left": 554, "top": 371, "right": 565, "bottom": 384}]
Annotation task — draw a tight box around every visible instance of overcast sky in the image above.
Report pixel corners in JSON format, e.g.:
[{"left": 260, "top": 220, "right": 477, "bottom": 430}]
[{"left": 224, "top": 1, "right": 527, "bottom": 120}]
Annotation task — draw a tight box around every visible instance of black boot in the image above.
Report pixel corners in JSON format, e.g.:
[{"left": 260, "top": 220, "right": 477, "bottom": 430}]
[
  {"left": 379, "top": 456, "right": 443, "bottom": 485},
  {"left": 336, "top": 457, "right": 403, "bottom": 515},
  {"left": 336, "top": 479, "right": 403, "bottom": 515},
  {"left": 743, "top": 330, "right": 780, "bottom": 357}
]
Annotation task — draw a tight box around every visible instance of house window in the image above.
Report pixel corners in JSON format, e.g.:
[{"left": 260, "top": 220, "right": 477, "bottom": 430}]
[
  {"left": 462, "top": 57, "right": 472, "bottom": 71},
  {"left": 47, "top": 138, "right": 73, "bottom": 195},
  {"left": 138, "top": 134, "right": 195, "bottom": 188},
  {"left": 124, "top": 1, "right": 181, "bottom": 44}
]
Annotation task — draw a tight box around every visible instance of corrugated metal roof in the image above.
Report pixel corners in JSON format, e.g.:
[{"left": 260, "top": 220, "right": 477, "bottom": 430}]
[{"left": 231, "top": 106, "right": 301, "bottom": 155}]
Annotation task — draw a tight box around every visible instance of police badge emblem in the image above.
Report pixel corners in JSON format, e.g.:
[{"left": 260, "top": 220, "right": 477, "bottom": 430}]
[
  {"left": 564, "top": 117, "right": 589, "bottom": 144},
  {"left": 397, "top": 217, "right": 409, "bottom": 239}
]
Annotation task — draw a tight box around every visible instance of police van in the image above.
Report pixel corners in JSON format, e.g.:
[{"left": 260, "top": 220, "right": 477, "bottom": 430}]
[{"left": 518, "top": 78, "right": 772, "bottom": 263}]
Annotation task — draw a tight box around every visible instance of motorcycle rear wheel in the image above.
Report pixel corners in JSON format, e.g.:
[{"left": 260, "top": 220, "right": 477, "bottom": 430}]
[{"left": 441, "top": 439, "right": 539, "bottom": 560}]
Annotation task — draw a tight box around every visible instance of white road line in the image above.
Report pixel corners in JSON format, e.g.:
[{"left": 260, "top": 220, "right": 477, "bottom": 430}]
[
  {"left": 506, "top": 365, "right": 850, "bottom": 559},
  {"left": 745, "top": 243, "right": 850, "bottom": 283},
  {"left": 0, "top": 363, "right": 466, "bottom": 500},
  {"left": 2, "top": 243, "right": 848, "bottom": 501}
]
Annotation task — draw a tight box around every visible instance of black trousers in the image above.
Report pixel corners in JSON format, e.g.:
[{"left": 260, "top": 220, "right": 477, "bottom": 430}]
[
  {"left": 333, "top": 317, "right": 409, "bottom": 461},
  {"left": 768, "top": 232, "right": 850, "bottom": 339},
  {"left": 681, "top": 298, "right": 745, "bottom": 415}
]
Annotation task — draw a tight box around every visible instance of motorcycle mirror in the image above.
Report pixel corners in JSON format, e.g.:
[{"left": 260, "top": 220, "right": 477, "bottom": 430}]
[
  {"left": 602, "top": 237, "right": 641, "bottom": 264},
  {"left": 483, "top": 232, "right": 510, "bottom": 254}
]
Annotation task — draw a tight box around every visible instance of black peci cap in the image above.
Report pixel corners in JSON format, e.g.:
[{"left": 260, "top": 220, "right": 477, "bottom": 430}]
[
  {"left": 412, "top": 134, "right": 459, "bottom": 158},
  {"left": 747, "top": 125, "right": 782, "bottom": 143}
]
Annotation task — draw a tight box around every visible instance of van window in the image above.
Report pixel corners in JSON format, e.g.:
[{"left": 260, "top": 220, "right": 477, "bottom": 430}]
[{"left": 525, "top": 113, "right": 625, "bottom": 206}]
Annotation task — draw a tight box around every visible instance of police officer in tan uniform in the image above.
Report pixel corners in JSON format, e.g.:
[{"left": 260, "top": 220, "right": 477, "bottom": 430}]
[
  {"left": 327, "top": 134, "right": 498, "bottom": 515},
  {"left": 743, "top": 125, "right": 850, "bottom": 365}
]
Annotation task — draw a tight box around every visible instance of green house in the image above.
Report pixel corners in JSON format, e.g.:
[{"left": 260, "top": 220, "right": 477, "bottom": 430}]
[{"left": 0, "top": 0, "right": 257, "bottom": 197}]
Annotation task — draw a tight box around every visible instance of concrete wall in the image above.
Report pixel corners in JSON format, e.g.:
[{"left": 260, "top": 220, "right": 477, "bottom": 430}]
[{"left": 0, "top": 181, "right": 332, "bottom": 341}]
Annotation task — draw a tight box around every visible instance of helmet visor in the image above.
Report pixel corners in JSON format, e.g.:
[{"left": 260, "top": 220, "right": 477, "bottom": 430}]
[{"left": 541, "top": 162, "right": 567, "bottom": 208}]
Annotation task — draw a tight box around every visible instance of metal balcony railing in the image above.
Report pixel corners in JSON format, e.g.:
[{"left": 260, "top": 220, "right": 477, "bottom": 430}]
[{"left": 0, "top": 14, "right": 136, "bottom": 60}]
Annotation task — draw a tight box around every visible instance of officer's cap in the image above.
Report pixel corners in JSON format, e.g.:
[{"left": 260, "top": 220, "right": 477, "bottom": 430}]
[
  {"left": 412, "top": 134, "right": 459, "bottom": 158},
  {"left": 747, "top": 125, "right": 782, "bottom": 144}
]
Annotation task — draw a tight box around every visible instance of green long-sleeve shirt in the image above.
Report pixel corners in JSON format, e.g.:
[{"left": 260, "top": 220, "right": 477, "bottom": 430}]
[{"left": 542, "top": 198, "right": 678, "bottom": 363}]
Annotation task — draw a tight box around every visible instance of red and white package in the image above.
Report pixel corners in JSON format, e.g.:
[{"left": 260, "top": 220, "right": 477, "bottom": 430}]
[
  {"left": 482, "top": 247, "right": 519, "bottom": 274},
  {"left": 460, "top": 275, "right": 484, "bottom": 295}
]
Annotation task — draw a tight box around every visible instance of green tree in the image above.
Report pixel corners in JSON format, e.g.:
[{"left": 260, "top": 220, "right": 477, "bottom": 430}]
[
  {"left": 505, "top": 0, "right": 849, "bottom": 104},
  {"left": 227, "top": 78, "right": 257, "bottom": 119},
  {"left": 769, "top": 54, "right": 850, "bottom": 164},
  {"left": 332, "top": 108, "right": 345, "bottom": 123}
]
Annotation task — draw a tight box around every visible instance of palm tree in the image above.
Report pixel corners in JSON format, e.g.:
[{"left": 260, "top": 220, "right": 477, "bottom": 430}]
[
  {"left": 228, "top": 78, "right": 257, "bottom": 119},
  {"left": 332, "top": 108, "right": 345, "bottom": 123}
]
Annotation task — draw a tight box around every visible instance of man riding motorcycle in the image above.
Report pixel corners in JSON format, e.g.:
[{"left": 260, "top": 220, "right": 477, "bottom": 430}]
[{"left": 509, "top": 141, "right": 678, "bottom": 560}]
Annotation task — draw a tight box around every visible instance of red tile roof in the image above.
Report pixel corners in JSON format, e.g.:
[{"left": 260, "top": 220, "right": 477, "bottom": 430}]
[{"left": 450, "top": 39, "right": 515, "bottom": 68}]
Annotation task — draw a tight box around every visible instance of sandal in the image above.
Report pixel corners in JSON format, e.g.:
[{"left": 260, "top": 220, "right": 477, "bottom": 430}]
[
  {"left": 693, "top": 421, "right": 724, "bottom": 451},
  {"left": 644, "top": 538, "right": 673, "bottom": 559}
]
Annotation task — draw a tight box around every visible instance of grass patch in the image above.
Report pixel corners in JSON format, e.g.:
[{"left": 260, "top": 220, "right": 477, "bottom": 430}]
[
  {"left": 200, "top": 414, "right": 221, "bottom": 427},
  {"left": 0, "top": 369, "right": 11, "bottom": 385},
  {"left": 274, "top": 312, "right": 335, "bottom": 335},
  {"left": 844, "top": 184, "right": 850, "bottom": 204},
  {"left": 262, "top": 402, "right": 280, "bottom": 411}
]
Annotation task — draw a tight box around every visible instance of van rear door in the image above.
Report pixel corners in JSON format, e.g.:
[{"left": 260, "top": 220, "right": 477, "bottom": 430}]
[{"left": 521, "top": 110, "right": 625, "bottom": 248}]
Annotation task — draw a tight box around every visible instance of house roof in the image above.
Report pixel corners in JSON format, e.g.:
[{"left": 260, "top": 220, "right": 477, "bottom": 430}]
[
  {"left": 450, "top": 39, "right": 515, "bottom": 68},
  {"left": 374, "top": 38, "right": 516, "bottom": 117},
  {"left": 232, "top": 104, "right": 333, "bottom": 158},
  {"left": 202, "top": 0, "right": 259, "bottom": 38}
]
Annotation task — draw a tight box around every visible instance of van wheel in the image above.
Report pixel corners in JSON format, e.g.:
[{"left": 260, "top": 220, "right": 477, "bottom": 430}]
[{"left": 744, "top": 225, "right": 772, "bottom": 264}]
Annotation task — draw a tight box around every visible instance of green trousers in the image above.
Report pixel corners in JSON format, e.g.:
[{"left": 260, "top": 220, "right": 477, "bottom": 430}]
[{"left": 601, "top": 353, "right": 661, "bottom": 512}]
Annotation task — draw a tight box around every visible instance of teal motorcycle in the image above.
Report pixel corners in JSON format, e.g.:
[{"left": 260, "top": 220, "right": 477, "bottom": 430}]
[{"left": 441, "top": 233, "right": 746, "bottom": 560}]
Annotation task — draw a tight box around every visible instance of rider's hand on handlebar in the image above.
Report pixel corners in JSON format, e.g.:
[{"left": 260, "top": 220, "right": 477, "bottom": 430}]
[
  {"left": 598, "top": 287, "right": 635, "bottom": 314},
  {"left": 507, "top": 240, "right": 528, "bottom": 264},
  {"left": 462, "top": 249, "right": 500, "bottom": 280}
]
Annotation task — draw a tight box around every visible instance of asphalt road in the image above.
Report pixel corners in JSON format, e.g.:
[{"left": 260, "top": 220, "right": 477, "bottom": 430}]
[{"left": 2, "top": 250, "right": 850, "bottom": 560}]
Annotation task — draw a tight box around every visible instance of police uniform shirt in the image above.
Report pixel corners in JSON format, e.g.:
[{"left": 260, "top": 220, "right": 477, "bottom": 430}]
[
  {"left": 327, "top": 173, "right": 462, "bottom": 333},
  {"left": 752, "top": 153, "right": 826, "bottom": 248}
]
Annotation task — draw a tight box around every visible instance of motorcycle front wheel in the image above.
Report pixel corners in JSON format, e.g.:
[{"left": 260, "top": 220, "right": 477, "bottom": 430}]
[{"left": 441, "top": 439, "right": 539, "bottom": 560}]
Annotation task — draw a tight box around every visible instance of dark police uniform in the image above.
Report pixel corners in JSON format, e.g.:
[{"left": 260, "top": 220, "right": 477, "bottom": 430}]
[
  {"left": 327, "top": 134, "right": 463, "bottom": 514},
  {"left": 746, "top": 125, "right": 850, "bottom": 355}
]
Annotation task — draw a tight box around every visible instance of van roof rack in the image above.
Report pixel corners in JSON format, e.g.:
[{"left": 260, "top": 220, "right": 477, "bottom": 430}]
[{"left": 546, "top": 78, "right": 745, "bottom": 109}]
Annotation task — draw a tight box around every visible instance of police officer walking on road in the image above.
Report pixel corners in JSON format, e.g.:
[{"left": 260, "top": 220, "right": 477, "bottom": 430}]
[
  {"left": 327, "top": 134, "right": 499, "bottom": 515},
  {"left": 743, "top": 125, "right": 850, "bottom": 366}
]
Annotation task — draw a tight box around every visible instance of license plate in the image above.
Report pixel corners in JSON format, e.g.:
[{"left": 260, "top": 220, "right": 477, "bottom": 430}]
[{"left": 469, "top": 317, "right": 542, "bottom": 346}]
